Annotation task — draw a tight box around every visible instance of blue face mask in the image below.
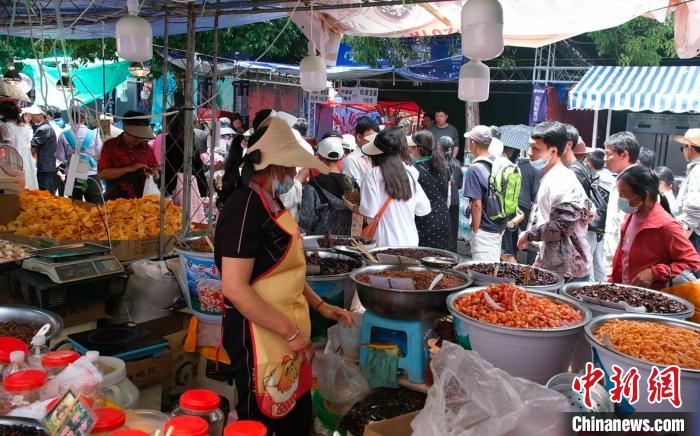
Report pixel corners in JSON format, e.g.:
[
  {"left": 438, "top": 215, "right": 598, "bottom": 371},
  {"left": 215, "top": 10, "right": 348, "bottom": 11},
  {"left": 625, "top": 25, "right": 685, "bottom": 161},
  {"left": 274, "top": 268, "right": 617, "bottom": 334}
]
[
  {"left": 273, "top": 173, "right": 295, "bottom": 196},
  {"left": 530, "top": 155, "right": 550, "bottom": 172},
  {"left": 618, "top": 196, "right": 639, "bottom": 214}
]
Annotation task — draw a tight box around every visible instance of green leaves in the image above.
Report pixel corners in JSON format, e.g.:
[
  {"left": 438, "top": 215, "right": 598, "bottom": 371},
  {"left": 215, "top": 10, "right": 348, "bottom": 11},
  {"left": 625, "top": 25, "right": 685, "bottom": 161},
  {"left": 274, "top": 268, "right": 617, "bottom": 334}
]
[{"left": 587, "top": 17, "right": 676, "bottom": 66}]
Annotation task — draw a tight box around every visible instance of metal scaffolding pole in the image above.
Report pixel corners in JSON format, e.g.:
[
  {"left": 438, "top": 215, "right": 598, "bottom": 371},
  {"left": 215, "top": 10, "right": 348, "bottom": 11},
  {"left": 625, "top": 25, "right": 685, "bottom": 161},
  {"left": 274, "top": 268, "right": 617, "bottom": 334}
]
[
  {"left": 182, "top": 3, "right": 196, "bottom": 237},
  {"left": 208, "top": 0, "right": 220, "bottom": 234},
  {"left": 159, "top": 8, "right": 169, "bottom": 258}
]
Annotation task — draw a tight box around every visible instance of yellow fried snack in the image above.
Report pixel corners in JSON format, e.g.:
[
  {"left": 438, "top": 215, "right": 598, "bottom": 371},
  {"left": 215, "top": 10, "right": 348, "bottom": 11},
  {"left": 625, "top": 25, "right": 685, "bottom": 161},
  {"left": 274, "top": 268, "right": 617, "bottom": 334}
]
[{"left": 0, "top": 190, "right": 188, "bottom": 240}]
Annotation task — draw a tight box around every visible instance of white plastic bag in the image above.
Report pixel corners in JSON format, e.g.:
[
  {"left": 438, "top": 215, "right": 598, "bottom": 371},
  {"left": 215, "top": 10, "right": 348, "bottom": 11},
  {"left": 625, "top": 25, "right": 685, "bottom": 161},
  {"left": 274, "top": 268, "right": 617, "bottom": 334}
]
[
  {"left": 143, "top": 175, "right": 160, "bottom": 196},
  {"left": 123, "top": 260, "right": 181, "bottom": 323},
  {"left": 411, "top": 342, "right": 569, "bottom": 436},
  {"left": 312, "top": 353, "right": 371, "bottom": 415},
  {"left": 44, "top": 356, "right": 103, "bottom": 400}
]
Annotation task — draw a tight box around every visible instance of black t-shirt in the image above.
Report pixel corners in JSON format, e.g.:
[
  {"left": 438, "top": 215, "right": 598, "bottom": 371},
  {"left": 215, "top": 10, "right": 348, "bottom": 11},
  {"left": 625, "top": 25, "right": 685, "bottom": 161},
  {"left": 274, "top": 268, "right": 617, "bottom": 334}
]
[
  {"left": 567, "top": 160, "right": 592, "bottom": 197},
  {"left": 312, "top": 172, "right": 346, "bottom": 202},
  {"left": 214, "top": 185, "right": 291, "bottom": 284}
]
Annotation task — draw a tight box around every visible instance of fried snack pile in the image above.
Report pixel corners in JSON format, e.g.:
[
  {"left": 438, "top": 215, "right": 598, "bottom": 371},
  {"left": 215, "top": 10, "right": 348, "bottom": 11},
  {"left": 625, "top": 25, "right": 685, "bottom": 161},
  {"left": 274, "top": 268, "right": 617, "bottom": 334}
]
[{"left": 0, "top": 190, "right": 185, "bottom": 240}]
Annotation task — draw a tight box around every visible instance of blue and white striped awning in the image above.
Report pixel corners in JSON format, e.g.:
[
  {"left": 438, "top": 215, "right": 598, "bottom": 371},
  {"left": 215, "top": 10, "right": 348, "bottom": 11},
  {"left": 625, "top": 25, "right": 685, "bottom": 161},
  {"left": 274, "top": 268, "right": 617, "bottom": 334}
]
[{"left": 568, "top": 66, "right": 700, "bottom": 113}]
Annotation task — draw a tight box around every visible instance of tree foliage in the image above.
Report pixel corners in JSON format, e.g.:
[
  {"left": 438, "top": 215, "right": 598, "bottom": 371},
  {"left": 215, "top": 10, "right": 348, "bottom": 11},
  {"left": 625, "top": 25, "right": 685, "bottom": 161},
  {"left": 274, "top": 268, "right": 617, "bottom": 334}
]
[{"left": 587, "top": 17, "right": 676, "bottom": 66}]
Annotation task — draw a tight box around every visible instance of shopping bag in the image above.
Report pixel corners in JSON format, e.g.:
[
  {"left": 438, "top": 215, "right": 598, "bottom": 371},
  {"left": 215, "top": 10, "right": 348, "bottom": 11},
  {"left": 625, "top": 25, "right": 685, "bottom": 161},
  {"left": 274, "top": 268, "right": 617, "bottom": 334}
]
[{"left": 143, "top": 175, "right": 160, "bottom": 196}]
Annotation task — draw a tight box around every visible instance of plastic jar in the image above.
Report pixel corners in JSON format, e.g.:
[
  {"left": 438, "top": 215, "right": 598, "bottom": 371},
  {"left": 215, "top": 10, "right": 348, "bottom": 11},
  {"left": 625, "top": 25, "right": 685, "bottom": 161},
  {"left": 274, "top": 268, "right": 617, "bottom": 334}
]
[
  {"left": 125, "top": 409, "right": 169, "bottom": 433},
  {"left": 0, "top": 337, "right": 29, "bottom": 376},
  {"left": 112, "top": 431, "right": 148, "bottom": 436},
  {"left": 2, "top": 369, "right": 47, "bottom": 408},
  {"left": 164, "top": 416, "right": 209, "bottom": 436},
  {"left": 110, "top": 429, "right": 148, "bottom": 436},
  {"left": 171, "top": 389, "right": 224, "bottom": 435},
  {"left": 42, "top": 350, "right": 80, "bottom": 377},
  {"left": 224, "top": 421, "right": 267, "bottom": 436},
  {"left": 91, "top": 407, "right": 126, "bottom": 435}
]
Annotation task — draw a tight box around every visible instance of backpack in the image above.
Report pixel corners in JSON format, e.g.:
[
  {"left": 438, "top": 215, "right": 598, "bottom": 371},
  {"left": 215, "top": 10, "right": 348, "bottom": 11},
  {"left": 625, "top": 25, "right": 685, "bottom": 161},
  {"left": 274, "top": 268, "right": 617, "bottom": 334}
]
[
  {"left": 474, "top": 156, "right": 522, "bottom": 224},
  {"left": 588, "top": 174, "right": 610, "bottom": 234}
]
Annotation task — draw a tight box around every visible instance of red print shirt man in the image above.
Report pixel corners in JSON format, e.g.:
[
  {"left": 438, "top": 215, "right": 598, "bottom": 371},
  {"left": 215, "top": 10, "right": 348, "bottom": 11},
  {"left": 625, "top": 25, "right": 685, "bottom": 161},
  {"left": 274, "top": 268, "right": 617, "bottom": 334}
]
[{"left": 98, "top": 111, "right": 159, "bottom": 200}]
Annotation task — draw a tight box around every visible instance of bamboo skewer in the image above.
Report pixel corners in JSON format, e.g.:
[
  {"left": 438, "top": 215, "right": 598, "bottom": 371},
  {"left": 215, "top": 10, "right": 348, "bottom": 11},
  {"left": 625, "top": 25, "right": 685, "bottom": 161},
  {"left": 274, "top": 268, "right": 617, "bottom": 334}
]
[{"left": 351, "top": 237, "right": 377, "bottom": 263}]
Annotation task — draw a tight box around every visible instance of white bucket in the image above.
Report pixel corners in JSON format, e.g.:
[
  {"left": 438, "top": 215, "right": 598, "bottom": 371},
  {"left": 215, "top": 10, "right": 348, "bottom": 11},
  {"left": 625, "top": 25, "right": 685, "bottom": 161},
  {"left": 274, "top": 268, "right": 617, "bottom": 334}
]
[
  {"left": 175, "top": 248, "right": 223, "bottom": 323},
  {"left": 338, "top": 313, "right": 363, "bottom": 360},
  {"left": 98, "top": 356, "right": 140, "bottom": 410}
]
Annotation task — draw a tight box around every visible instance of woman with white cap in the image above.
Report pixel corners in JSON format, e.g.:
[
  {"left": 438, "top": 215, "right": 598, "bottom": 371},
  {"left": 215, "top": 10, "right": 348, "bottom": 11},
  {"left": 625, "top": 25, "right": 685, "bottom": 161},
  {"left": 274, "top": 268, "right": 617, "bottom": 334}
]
[
  {"left": 357, "top": 127, "right": 431, "bottom": 246},
  {"left": 215, "top": 115, "right": 353, "bottom": 435}
]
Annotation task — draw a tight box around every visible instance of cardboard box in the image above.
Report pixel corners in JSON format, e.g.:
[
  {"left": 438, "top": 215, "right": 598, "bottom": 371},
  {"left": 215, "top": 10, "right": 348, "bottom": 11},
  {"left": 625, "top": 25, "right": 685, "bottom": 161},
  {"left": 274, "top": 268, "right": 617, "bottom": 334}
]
[
  {"left": 138, "top": 312, "right": 199, "bottom": 396},
  {"left": 59, "top": 300, "right": 107, "bottom": 327},
  {"left": 363, "top": 411, "right": 419, "bottom": 436},
  {"left": 126, "top": 349, "right": 172, "bottom": 388},
  {"left": 137, "top": 383, "right": 163, "bottom": 410}
]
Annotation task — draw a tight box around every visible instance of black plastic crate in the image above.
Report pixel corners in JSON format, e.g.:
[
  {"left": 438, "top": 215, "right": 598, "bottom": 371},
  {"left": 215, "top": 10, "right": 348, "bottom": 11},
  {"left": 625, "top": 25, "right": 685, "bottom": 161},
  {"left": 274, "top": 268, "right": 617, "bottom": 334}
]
[{"left": 8, "top": 269, "right": 128, "bottom": 310}]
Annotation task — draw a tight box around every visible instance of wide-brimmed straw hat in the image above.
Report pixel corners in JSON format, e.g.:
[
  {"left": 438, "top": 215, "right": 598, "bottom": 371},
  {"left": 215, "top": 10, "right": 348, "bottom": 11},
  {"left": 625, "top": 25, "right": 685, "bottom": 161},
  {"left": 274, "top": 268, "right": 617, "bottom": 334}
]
[
  {"left": 672, "top": 128, "right": 700, "bottom": 147},
  {"left": 246, "top": 115, "right": 329, "bottom": 173},
  {"left": 122, "top": 110, "right": 155, "bottom": 139}
]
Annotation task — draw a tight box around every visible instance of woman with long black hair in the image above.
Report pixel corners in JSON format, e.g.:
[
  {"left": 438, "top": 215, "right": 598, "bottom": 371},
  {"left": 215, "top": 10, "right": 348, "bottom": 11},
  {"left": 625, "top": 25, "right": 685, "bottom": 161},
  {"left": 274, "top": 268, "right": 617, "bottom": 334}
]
[
  {"left": 610, "top": 165, "right": 700, "bottom": 289},
  {"left": 410, "top": 130, "right": 450, "bottom": 249},
  {"left": 357, "top": 127, "right": 431, "bottom": 247},
  {"left": 214, "top": 115, "right": 352, "bottom": 435}
]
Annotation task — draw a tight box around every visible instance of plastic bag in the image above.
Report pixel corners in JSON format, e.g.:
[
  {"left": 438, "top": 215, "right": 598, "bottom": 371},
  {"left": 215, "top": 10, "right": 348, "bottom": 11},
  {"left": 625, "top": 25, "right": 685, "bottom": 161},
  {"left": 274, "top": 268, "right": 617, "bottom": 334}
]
[
  {"left": 411, "top": 342, "right": 569, "bottom": 436},
  {"left": 458, "top": 167, "right": 473, "bottom": 241},
  {"left": 313, "top": 352, "right": 371, "bottom": 415},
  {"left": 122, "top": 260, "right": 181, "bottom": 323},
  {"left": 143, "top": 175, "right": 160, "bottom": 196}
]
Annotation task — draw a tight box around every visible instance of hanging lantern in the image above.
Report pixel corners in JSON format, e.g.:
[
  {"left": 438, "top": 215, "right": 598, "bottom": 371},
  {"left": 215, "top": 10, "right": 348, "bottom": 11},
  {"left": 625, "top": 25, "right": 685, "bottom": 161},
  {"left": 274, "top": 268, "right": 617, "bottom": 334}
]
[
  {"left": 128, "top": 61, "right": 150, "bottom": 78},
  {"left": 461, "top": 0, "right": 504, "bottom": 60},
  {"left": 458, "top": 59, "right": 490, "bottom": 102},
  {"left": 116, "top": 0, "right": 153, "bottom": 62},
  {"left": 299, "top": 42, "right": 327, "bottom": 92},
  {"left": 2, "top": 58, "right": 21, "bottom": 82}
]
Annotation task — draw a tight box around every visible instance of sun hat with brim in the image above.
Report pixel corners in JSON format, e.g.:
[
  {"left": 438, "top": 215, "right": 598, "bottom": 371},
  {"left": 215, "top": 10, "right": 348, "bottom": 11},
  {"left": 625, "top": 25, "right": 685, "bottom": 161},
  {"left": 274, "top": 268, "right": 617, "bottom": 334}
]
[
  {"left": 672, "top": 128, "right": 700, "bottom": 147},
  {"left": 218, "top": 117, "right": 236, "bottom": 136},
  {"left": 362, "top": 133, "right": 397, "bottom": 156},
  {"left": 406, "top": 135, "right": 417, "bottom": 147},
  {"left": 318, "top": 137, "right": 345, "bottom": 161},
  {"left": 122, "top": 112, "right": 155, "bottom": 140},
  {"left": 499, "top": 124, "right": 533, "bottom": 151},
  {"left": 247, "top": 115, "right": 329, "bottom": 174},
  {"left": 21, "top": 105, "right": 45, "bottom": 116},
  {"left": 572, "top": 136, "right": 595, "bottom": 155}
]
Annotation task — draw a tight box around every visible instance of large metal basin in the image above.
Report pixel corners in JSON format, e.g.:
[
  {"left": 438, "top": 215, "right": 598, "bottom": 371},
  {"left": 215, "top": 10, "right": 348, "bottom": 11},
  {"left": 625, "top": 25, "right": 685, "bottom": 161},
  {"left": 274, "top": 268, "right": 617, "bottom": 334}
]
[
  {"left": 0, "top": 417, "right": 48, "bottom": 434},
  {"left": 0, "top": 304, "right": 63, "bottom": 340},
  {"left": 303, "top": 235, "right": 376, "bottom": 250},
  {"left": 369, "top": 246, "right": 462, "bottom": 264},
  {"left": 455, "top": 261, "right": 564, "bottom": 293},
  {"left": 349, "top": 264, "right": 472, "bottom": 320}
]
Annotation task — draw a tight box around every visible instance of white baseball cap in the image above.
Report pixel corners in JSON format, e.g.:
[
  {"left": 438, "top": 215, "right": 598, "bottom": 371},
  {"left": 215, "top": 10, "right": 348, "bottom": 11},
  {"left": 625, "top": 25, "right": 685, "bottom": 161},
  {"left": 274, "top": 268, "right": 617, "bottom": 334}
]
[
  {"left": 317, "top": 137, "right": 345, "bottom": 161},
  {"left": 341, "top": 134, "right": 357, "bottom": 152}
]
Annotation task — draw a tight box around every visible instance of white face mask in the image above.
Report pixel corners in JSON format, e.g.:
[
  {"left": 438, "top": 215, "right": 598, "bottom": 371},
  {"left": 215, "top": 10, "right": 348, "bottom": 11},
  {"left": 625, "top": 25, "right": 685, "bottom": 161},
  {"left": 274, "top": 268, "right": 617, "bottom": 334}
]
[{"left": 531, "top": 151, "right": 553, "bottom": 172}]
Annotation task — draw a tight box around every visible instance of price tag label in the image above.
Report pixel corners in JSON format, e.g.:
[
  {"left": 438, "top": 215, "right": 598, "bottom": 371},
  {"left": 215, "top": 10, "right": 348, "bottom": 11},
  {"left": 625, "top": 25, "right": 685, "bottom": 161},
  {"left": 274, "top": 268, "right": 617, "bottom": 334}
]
[{"left": 368, "top": 275, "right": 415, "bottom": 290}]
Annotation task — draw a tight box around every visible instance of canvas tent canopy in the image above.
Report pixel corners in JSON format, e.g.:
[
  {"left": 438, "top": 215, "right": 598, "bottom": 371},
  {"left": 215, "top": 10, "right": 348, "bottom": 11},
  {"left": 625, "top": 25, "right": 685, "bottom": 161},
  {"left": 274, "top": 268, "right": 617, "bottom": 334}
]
[{"left": 568, "top": 66, "right": 700, "bottom": 114}]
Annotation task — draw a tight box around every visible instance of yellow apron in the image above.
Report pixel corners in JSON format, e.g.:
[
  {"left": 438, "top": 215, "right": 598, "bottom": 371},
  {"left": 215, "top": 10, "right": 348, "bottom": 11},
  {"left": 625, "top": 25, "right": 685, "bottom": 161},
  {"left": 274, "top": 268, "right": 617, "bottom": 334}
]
[{"left": 248, "top": 195, "right": 311, "bottom": 419}]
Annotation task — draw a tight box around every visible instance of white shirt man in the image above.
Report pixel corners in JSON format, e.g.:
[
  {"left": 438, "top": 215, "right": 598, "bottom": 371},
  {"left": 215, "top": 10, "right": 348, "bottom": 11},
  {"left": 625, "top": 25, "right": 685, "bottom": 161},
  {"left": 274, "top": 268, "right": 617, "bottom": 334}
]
[{"left": 673, "top": 128, "right": 700, "bottom": 253}]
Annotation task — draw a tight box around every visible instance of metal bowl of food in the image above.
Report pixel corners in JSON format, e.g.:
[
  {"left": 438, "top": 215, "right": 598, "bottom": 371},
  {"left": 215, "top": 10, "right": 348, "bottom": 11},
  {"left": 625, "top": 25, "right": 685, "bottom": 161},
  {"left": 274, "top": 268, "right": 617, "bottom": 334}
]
[
  {"left": 0, "top": 305, "right": 63, "bottom": 341},
  {"left": 585, "top": 313, "right": 700, "bottom": 412},
  {"left": 304, "top": 250, "right": 363, "bottom": 281},
  {"left": 447, "top": 286, "right": 591, "bottom": 384},
  {"left": 302, "top": 235, "right": 376, "bottom": 250},
  {"left": 455, "top": 261, "right": 564, "bottom": 293},
  {"left": 0, "top": 417, "right": 49, "bottom": 435},
  {"left": 561, "top": 282, "right": 694, "bottom": 319},
  {"left": 369, "top": 246, "right": 461, "bottom": 265},
  {"left": 349, "top": 264, "right": 472, "bottom": 320},
  {"left": 420, "top": 256, "right": 459, "bottom": 269}
]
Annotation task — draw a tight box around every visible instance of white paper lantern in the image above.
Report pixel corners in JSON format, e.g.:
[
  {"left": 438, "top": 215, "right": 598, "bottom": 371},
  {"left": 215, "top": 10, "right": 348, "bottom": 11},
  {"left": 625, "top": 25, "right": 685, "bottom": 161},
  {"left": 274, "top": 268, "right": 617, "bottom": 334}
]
[
  {"left": 461, "top": 0, "right": 504, "bottom": 60},
  {"left": 299, "top": 42, "right": 327, "bottom": 92},
  {"left": 116, "top": 0, "right": 153, "bottom": 62},
  {"left": 458, "top": 59, "right": 490, "bottom": 102}
]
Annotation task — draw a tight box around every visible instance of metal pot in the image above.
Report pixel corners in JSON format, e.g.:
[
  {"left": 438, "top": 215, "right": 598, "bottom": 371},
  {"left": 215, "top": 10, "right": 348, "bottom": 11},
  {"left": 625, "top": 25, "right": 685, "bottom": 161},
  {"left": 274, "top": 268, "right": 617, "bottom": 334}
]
[
  {"left": 305, "top": 250, "right": 363, "bottom": 282},
  {"left": 447, "top": 287, "right": 591, "bottom": 384},
  {"left": 561, "top": 282, "right": 694, "bottom": 319},
  {"left": 585, "top": 313, "right": 700, "bottom": 412},
  {"left": 369, "top": 246, "right": 462, "bottom": 264},
  {"left": 349, "top": 264, "right": 472, "bottom": 320},
  {"left": 0, "top": 305, "right": 63, "bottom": 340},
  {"left": 0, "top": 417, "right": 49, "bottom": 434},
  {"left": 563, "top": 282, "right": 694, "bottom": 373},
  {"left": 302, "top": 235, "right": 377, "bottom": 250},
  {"left": 305, "top": 250, "right": 364, "bottom": 318},
  {"left": 455, "top": 261, "right": 564, "bottom": 293}
]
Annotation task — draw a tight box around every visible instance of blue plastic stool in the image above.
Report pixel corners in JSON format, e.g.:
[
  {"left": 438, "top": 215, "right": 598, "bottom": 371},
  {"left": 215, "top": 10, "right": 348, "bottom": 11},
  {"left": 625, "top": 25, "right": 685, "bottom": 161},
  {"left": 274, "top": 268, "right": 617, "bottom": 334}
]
[{"left": 359, "top": 311, "right": 430, "bottom": 384}]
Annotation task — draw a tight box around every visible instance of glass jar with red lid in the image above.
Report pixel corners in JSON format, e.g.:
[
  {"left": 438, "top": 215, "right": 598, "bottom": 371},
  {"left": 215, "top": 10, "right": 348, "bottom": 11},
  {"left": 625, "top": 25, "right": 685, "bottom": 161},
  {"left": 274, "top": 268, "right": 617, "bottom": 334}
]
[
  {"left": 91, "top": 407, "right": 126, "bottom": 435},
  {"left": 224, "top": 421, "right": 267, "bottom": 436},
  {"left": 41, "top": 350, "right": 80, "bottom": 377},
  {"left": 2, "top": 369, "right": 47, "bottom": 408},
  {"left": 171, "top": 389, "right": 224, "bottom": 435},
  {"left": 164, "top": 416, "right": 209, "bottom": 436}
]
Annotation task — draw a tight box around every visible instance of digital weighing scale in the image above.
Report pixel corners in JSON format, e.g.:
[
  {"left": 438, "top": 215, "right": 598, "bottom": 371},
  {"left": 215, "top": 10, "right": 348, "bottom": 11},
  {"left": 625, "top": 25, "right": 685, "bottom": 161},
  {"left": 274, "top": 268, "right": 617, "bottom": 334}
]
[{"left": 22, "top": 243, "right": 123, "bottom": 284}]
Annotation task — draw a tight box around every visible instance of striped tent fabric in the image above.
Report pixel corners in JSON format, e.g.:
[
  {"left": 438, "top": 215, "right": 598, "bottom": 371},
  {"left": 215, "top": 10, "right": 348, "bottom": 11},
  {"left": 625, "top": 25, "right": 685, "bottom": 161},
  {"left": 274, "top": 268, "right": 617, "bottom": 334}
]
[{"left": 568, "top": 66, "right": 700, "bottom": 113}]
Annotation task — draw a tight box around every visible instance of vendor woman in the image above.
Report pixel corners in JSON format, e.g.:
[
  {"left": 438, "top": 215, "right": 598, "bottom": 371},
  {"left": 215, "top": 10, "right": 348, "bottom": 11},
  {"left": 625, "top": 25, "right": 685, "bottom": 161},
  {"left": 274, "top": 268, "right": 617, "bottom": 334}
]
[{"left": 214, "top": 115, "right": 353, "bottom": 435}]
